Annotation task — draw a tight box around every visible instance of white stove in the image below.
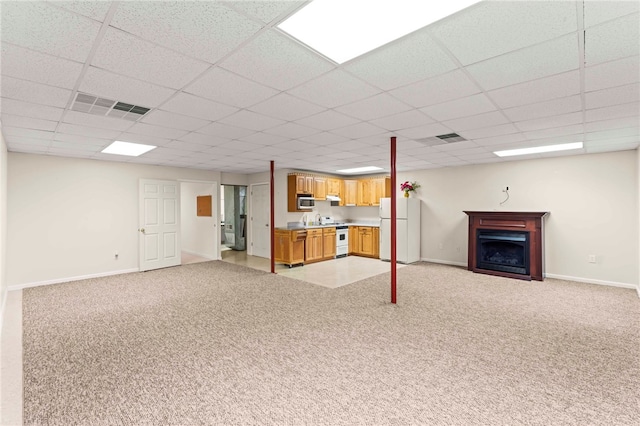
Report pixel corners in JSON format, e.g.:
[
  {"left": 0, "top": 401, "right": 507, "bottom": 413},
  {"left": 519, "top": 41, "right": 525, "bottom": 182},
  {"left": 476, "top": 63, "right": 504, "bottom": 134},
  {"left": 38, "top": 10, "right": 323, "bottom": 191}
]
[{"left": 320, "top": 217, "right": 348, "bottom": 258}]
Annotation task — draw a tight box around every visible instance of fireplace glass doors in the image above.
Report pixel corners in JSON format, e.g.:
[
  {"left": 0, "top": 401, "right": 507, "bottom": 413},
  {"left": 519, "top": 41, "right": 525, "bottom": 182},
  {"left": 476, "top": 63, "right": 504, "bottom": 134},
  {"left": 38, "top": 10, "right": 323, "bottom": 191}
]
[{"left": 476, "top": 230, "right": 530, "bottom": 276}]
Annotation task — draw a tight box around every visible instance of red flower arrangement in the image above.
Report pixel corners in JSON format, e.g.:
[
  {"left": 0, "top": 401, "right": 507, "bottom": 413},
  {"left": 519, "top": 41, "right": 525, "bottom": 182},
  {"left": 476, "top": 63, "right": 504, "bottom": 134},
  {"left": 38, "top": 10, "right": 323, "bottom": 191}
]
[{"left": 400, "top": 181, "right": 420, "bottom": 194}]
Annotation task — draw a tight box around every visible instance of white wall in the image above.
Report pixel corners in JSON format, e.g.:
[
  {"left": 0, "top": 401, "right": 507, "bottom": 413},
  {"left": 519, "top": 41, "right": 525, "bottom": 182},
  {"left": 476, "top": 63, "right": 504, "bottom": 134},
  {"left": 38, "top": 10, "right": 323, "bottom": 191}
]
[
  {"left": 0, "top": 132, "right": 7, "bottom": 325},
  {"left": 637, "top": 148, "right": 640, "bottom": 295},
  {"left": 397, "top": 150, "right": 638, "bottom": 288},
  {"left": 7, "top": 153, "right": 220, "bottom": 287},
  {"left": 180, "top": 181, "right": 217, "bottom": 259}
]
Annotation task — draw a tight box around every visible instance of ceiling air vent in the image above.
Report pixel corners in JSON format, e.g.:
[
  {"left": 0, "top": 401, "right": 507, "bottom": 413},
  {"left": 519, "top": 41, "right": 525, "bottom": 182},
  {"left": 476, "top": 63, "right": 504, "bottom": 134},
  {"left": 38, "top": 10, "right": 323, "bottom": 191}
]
[
  {"left": 71, "top": 92, "right": 151, "bottom": 122},
  {"left": 416, "top": 132, "right": 467, "bottom": 147}
]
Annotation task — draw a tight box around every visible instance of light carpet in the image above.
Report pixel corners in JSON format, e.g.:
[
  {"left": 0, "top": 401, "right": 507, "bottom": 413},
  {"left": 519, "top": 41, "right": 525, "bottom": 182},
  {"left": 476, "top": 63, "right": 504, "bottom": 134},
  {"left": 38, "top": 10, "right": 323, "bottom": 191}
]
[{"left": 22, "top": 261, "right": 640, "bottom": 425}]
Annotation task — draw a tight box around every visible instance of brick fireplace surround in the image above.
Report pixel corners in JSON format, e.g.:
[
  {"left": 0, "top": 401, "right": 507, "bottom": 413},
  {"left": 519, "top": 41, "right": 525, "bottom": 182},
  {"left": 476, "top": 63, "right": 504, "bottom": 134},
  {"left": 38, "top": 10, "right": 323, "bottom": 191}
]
[{"left": 464, "top": 211, "right": 549, "bottom": 281}]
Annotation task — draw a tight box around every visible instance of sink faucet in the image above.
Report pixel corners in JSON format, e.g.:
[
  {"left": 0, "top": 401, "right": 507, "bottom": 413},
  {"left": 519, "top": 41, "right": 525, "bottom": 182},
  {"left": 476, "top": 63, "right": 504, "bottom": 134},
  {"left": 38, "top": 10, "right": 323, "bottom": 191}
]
[{"left": 315, "top": 213, "right": 321, "bottom": 224}]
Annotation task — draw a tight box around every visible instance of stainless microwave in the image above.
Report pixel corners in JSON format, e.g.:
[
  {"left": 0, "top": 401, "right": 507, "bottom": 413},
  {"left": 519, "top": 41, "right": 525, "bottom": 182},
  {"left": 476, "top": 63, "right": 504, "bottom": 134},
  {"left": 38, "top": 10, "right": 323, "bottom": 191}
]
[{"left": 297, "top": 196, "right": 315, "bottom": 209}]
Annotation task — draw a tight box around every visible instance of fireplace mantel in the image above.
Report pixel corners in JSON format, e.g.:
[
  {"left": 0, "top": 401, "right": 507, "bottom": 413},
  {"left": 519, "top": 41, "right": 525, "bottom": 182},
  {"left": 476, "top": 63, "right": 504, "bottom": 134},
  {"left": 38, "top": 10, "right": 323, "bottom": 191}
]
[{"left": 464, "top": 211, "right": 549, "bottom": 281}]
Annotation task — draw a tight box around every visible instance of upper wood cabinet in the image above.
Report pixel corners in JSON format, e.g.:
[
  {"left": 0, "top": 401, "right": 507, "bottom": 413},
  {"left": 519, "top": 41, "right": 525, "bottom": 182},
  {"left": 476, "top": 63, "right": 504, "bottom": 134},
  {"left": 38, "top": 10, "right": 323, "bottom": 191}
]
[
  {"left": 288, "top": 174, "right": 314, "bottom": 212},
  {"left": 314, "top": 177, "right": 327, "bottom": 200},
  {"left": 326, "top": 178, "right": 341, "bottom": 196},
  {"left": 293, "top": 174, "right": 313, "bottom": 194},
  {"left": 357, "top": 177, "right": 391, "bottom": 206},
  {"left": 343, "top": 180, "right": 357, "bottom": 206}
]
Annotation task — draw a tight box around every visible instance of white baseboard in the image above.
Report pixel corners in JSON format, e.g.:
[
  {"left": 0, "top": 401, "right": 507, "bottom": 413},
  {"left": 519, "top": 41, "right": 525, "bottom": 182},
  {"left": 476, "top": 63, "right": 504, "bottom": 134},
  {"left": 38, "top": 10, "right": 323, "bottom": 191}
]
[
  {"left": 7, "top": 268, "right": 139, "bottom": 291},
  {"left": 181, "top": 249, "right": 216, "bottom": 260},
  {"left": 423, "top": 258, "right": 638, "bottom": 293},
  {"left": 421, "top": 258, "right": 467, "bottom": 267},
  {"left": 544, "top": 273, "right": 637, "bottom": 290}
]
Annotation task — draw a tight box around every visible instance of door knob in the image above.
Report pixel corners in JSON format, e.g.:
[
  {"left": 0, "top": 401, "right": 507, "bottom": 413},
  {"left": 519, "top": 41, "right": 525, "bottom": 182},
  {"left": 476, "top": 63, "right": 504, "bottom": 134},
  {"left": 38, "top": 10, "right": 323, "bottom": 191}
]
[
  {"left": 139, "top": 228, "right": 145, "bottom": 234},
  {"left": 265, "top": 224, "right": 269, "bottom": 227}
]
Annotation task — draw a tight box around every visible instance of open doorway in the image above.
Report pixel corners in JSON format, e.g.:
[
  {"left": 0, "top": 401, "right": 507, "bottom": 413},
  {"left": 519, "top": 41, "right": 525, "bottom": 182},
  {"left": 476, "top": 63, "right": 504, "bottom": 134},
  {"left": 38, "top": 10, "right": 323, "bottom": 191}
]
[{"left": 221, "top": 185, "right": 247, "bottom": 254}]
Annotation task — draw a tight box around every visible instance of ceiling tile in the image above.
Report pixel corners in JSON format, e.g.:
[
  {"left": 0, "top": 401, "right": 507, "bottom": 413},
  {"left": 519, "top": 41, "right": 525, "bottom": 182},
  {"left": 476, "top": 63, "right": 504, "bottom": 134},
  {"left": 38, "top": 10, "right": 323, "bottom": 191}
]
[
  {"left": 262, "top": 122, "right": 320, "bottom": 139},
  {"left": 466, "top": 34, "right": 579, "bottom": 91},
  {"left": 298, "top": 132, "right": 350, "bottom": 146},
  {"left": 585, "top": 13, "right": 640, "bottom": 66},
  {"left": 249, "top": 93, "right": 325, "bottom": 121},
  {"left": 184, "top": 67, "right": 278, "bottom": 108},
  {"left": 503, "top": 95, "right": 582, "bottom": 122},
  {"left": 394, "top": 123, "right": 454, "bottom": 140},
  {"left": 585, "top": 83, "right": 640, "bottom": 109},
  {"left": 329, "top": 122, "right": 387, "bottom": 139},
  {"left": 431, "top": 1, "right": 577, "bottom": 65},
  {"left": 0, "top": 98, "right": 64, "bottom": 121},
  {"left": 225, "top": 1, "right": 304, "bottom": 24},
  {"left": 514, "top": 111, "right": 583, "bottom": 132},
  {"left": 57, "top": 122, "right": 122, "bottom": 139},
  {"left": 421, "top": 93, "right": 496, "bottom": 122},
  {"left": 334, "top": 93, "right": 412, "bottom": 121},
  {"left": 110, "top": 1, "right": 262, "bottom": 64},
  {"left": 586, "top": 140, "right": 639, "bottom": 153},
  {"left": 116, "top": 132, "right": 173, "bottom": 147},
  {"left": 488, "top": 70, "right": 581, "bottom": 109},
  {"left": 1, "top": 113, "right": 57, "bottom": 131},
  {"left": 388, "top": 70, "right": 480, "bottom": 109},
  {"left": 53, "top": 1, "right": 113, "bottom": 20},
  {"left": 54, "top": 133, "right": 112, "bottom": 146},
  {"left": 287, "top": 70, "right": 381, "bottom": 108},
  {"left": 443, "top": 111, "right": 509, "bottom": 132},
  {"left": 1, "top": 76, "right": 72, "bottom": 108},
  {"left": 344, "top": 29, "right": 457, "bottom": 90},
  {"left": 584, "top": 55, "right": 640, "bottom": 92},
  {"left": 141, "top": 110, "right": 211, "bottom": 132},
  {"left": 1, "top": 43, "right": 83, "bottom": 89},
  {"left": 585, "top": 127, "right": 639, "bottom": 141},
  {"left": 1, "top": 1, "right": 100, "bottom": 62},
  {"left": 163, "top": 140, "right": 210, "bottom": 152},
  {"left": 62, "top": 110, "right": 134, "bottom": 131},
  {"left": 79, "top": 67, "right": 175, "bottom": 108},
  {"left": 583, "top": 1, "right": 640, "bottom": 28},
  {"left": 236, "top": 132, "right": 288, "bottom": 146},
  {"left": 585, "top": 102, "right": 640, "bottom": 122},
  {"left": 472, "top": 132, "right": 528, "bottom": 147},
  {"left": 296, "top": 110, "right": 360, "bottom": 131},
  {"left": 458, "top": 123, "right": 520, "bottom": 140},
  {"left": 369, "top": 110, "right": 435, "bottom": 132},
  {"left": 126, "top": 122, "right": 189, "bottom": 140},
  {"left": 585, "top": 116, "right": 639, "bottom": 133},
  {"left": 197, "top": 122, "right": 257, "bottom": 139},
  {"left": 218, "top": 110, "right": 285, "bottom": 131},
  {"left": 178, "top": 132, "right": 231, "bottom": 146},
  {"left": 160, "top": 93, "right": 238, "bottom": 121},
  {"left": 92, "top": 28, "right": 211, "bottom": 89},
  {"left": 522, "top": 124, "right": 584, "bottom": 141},
  {"left": 220, "top": 30, "right": 334, "bottom": 90}
]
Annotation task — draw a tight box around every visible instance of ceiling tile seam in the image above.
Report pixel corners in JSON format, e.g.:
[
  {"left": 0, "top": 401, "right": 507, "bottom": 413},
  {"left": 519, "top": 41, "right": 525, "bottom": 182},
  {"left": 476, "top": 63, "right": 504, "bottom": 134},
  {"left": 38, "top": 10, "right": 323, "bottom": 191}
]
[
  {"left": 576, "top": 0, "right": 588, "bottom": 147},
  {"left": 425, "top": 27, "right": 515, "bottom": 138},
  {"left": 583, "top": 10, "right": 640, "bottom": 30},
  {"left": 54, "top": 2, "right": 131, "bottom": 144}
]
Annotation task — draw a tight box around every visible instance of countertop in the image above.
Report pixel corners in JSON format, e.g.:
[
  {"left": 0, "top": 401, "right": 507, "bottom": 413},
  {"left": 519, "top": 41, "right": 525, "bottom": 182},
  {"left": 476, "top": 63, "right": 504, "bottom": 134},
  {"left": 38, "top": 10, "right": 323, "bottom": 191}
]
[{"left": 277, "top": 222, "right": 380, "bottom": 231}]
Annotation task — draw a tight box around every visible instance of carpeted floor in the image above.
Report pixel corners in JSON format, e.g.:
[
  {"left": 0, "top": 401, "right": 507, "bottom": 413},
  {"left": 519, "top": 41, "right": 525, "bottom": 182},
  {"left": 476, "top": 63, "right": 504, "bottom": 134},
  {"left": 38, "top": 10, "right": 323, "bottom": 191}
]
[{"left": 22, "top": 261, "right": 640, "bottom": 425}]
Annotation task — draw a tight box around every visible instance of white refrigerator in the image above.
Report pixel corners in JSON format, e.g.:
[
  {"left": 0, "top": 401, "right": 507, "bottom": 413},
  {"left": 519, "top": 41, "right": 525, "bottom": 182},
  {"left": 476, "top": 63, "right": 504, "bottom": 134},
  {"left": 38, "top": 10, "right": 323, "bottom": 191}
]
[{"left": 379, "top": 197, "right": 421, "bottom": 263}]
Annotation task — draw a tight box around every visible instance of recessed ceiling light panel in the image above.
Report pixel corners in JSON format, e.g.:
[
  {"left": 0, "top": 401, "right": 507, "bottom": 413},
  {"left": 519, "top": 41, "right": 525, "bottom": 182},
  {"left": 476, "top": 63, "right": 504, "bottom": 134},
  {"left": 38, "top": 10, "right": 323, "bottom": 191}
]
[
  {"left": 494, "top": 142, "right": 584, "bottom": 157},
  {"left": 336, "top": 166, "right": 384, "bottom": 174},
  {"left": 278, "top": 0, "right": 479, "bottom": 64},
  {"left": 102, "top": 141, "right": 157, "bottom": 157}
]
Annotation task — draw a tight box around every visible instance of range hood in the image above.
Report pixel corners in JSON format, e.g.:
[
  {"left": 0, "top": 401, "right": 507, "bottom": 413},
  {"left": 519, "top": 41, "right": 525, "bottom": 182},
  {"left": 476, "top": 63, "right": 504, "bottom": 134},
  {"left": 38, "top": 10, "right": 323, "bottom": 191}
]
[{"left": 326, "top": 195, "right": 341, "bottom": 206}]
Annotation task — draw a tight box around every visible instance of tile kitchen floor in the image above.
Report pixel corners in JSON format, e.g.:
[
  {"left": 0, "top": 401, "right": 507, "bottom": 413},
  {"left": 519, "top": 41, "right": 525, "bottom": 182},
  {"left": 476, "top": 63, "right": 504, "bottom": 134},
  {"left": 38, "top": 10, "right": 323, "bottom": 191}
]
[{"left": 221, "top": 250, "right": 404, "bottom": 289}]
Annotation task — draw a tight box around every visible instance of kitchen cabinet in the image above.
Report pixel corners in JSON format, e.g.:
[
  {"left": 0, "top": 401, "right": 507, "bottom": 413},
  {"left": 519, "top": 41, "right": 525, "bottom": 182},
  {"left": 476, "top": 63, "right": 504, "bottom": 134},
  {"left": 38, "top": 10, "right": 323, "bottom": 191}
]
[
  {"left": 357, "top": 177, "right": 391, "bottom": 206},
  {"left": 348, "top": 226, "right": 357, "bottom": 254},
  {"left": 322, "top": 227, "right": 336, "bottom": 259},
  {"left": 314, "top": 177, "right": 327, "bottom": 200},
  {"left": 351, "top": 226, "right": 379, "bottom": 258},
  {"left": 343, "top": 180, "right": 357, "bottom": 206},
  {"left": 305, "top": 228, "right": 324, "bottom": 263},
  {"left": 274, "top": 229, "right": 307, "bottom": 267},
  {"left": 327, "top": 178, "right": 341, "bottom": 196},
  {"left": 288, "top": 174, "right": 314, "bottom": 212}
]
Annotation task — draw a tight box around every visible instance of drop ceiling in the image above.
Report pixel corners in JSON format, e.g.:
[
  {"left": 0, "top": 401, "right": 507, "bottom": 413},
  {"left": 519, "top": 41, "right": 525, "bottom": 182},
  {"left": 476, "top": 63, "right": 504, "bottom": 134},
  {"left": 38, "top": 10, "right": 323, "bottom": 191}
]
[{"left": 1, "top": 0, "right": 638, "bottom": 174}]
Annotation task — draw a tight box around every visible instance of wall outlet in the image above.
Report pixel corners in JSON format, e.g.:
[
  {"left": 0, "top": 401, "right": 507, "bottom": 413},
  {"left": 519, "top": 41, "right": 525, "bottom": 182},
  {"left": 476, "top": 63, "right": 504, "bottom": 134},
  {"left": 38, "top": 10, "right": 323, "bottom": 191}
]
[
  {"left": 588, "top": 254, "right": 596, "bottom": 263},
  {"left": 115, "top": 251, "right": 119, "bottom": 260}
]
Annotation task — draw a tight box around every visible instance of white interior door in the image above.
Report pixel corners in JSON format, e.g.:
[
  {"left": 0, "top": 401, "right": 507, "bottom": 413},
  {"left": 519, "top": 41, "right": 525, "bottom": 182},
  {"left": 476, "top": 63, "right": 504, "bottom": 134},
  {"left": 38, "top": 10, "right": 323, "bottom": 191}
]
[
  {"left": 250, "top": 183, "right": 270, "bottom": 258},
  {"left": 139, "top": 179, "right": 181, "bottom": 271}
]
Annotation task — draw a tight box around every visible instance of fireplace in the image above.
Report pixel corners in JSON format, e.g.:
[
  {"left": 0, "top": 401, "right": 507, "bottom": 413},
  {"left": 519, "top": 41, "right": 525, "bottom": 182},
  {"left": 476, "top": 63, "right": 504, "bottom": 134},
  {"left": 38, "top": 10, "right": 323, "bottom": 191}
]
[
  {"left": 476, "top": 230, "right": 529, "bottom": 275},
  {"left": 464, "top": 211, "right": 548, "bottom": 281}
]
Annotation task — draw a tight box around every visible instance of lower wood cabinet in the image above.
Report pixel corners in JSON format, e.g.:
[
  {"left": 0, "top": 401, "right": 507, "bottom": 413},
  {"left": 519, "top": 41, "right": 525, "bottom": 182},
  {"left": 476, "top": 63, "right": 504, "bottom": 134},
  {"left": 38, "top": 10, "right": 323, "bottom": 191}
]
[
  {"left": 305, "top": 227, "right": 336, "bottom": 263},
  {"left": 351, "top": 226, "right": 379, "bottom": 258},
  {"left": 322, "top": 227, "right": 336, "bottom": 259},
  {"left": 274, "top": 229, "right": 306, "bottom": 267}
]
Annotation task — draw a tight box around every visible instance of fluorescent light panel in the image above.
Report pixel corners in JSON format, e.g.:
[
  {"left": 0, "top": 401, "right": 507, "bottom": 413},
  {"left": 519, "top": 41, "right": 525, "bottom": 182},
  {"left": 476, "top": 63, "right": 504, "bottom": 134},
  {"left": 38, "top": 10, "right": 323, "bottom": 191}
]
[
  {"left": 494, "top": 142, "right": 584, "bottom": 157},
  {"left": 278, "top": 0, "right": 479, "bottom": 64},
  {"left": 102, "top": 141, "right": 156, "bottom": 157},
  {"left": 336, "top": 166, "right": 384, "bottom": 174}
]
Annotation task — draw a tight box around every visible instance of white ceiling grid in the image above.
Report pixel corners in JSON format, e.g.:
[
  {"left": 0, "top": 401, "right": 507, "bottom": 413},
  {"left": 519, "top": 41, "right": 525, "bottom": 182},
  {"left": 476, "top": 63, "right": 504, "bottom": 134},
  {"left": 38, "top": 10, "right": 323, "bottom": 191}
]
[{"left": 0, "top": 0, "right": 638, "bottom": 174}]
